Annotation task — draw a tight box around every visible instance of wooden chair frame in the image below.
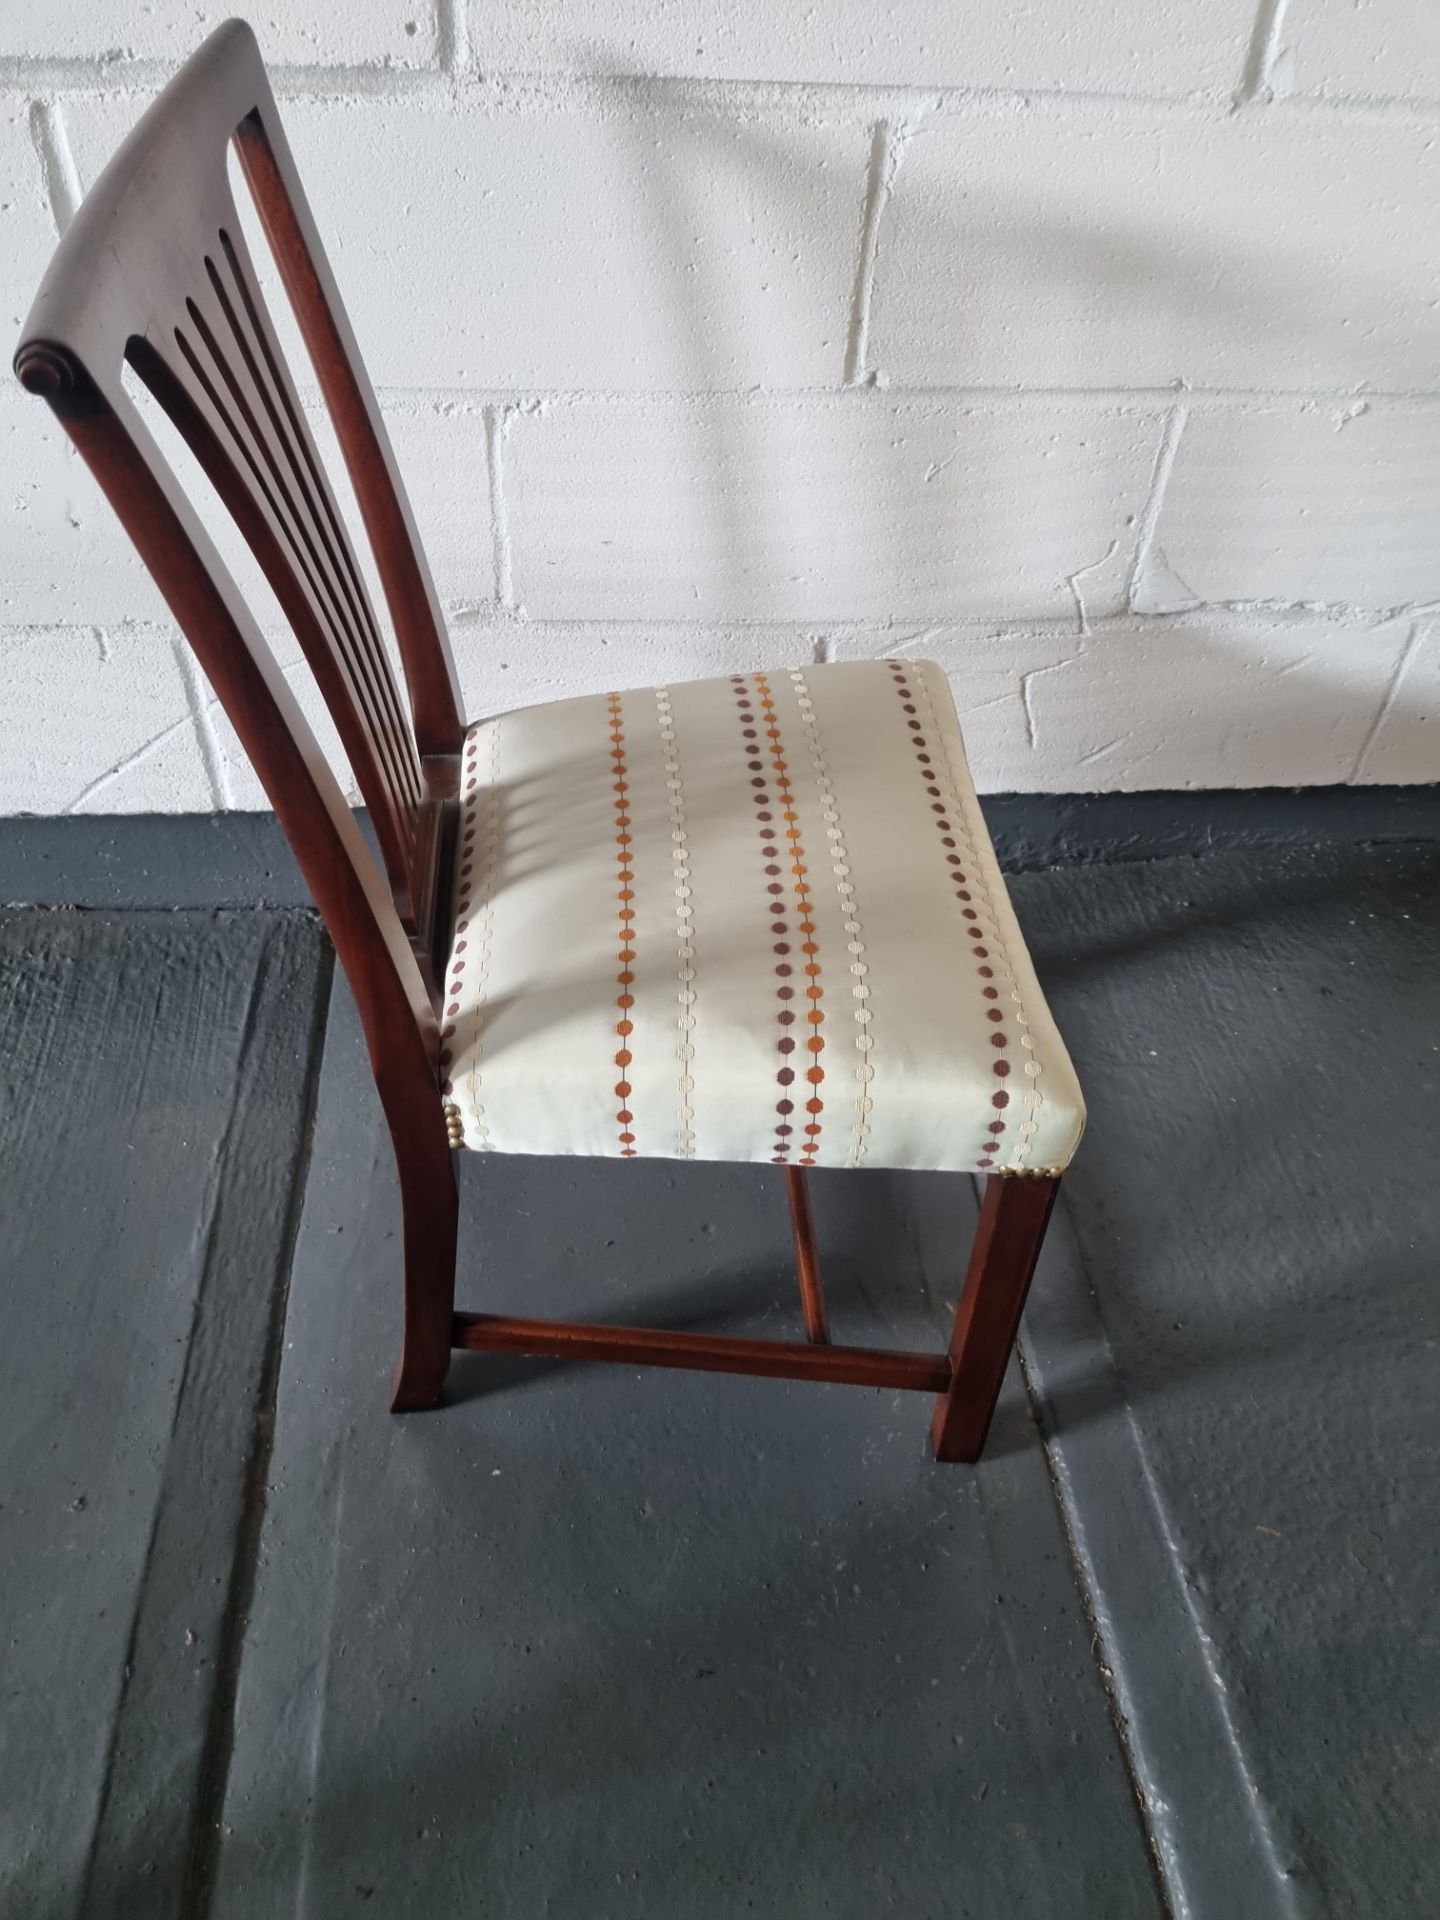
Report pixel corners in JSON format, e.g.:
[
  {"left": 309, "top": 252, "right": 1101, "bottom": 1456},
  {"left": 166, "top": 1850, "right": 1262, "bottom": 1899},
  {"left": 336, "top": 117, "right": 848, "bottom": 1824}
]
[{"left": 15, "top": 20, "right": 1060, "bottom": 1463}]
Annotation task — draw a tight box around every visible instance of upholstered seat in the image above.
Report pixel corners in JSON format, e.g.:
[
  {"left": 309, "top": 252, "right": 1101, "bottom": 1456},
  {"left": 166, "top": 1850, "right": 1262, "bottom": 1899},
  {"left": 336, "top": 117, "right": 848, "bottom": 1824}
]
[{"left": 440, "top": 658, "right": 1084, "bottom": 1174}]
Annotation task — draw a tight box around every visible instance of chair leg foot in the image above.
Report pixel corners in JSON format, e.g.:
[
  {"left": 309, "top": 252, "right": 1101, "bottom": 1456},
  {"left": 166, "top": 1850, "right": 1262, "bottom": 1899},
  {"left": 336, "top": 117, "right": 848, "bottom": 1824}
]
[
  {"left": 930, "top": 1173, "right": 1060, "bottom": 1464},
  {"left": 389, "top": 1342, "right": 449, "bottom": 1413},
  {"left": 930, "top": 1420, "right": 984, "bottom": 1465}
]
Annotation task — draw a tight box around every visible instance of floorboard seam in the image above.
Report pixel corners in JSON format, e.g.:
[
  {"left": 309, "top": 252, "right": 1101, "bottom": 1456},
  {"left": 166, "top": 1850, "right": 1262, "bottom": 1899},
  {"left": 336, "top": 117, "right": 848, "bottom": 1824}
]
[
  {"left": 180, "top": 939, "right": 335, "bottom": 1918},
  {"left": 73, "top": 955, "right": 272, "bottom": 1920},
  {"left": 1019, "top": 1196, "right": 1305, "bottom": 1920},
  {"left": 1017, "top": 1335, "right": 1179, "bottom": 1920}
]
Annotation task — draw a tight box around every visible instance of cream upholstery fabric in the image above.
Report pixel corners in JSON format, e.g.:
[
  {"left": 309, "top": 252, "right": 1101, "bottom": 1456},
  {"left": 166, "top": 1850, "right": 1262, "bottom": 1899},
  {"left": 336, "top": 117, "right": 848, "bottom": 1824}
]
[{"left": 441, "top": 659, "right": 1084, "bottom": 1174}]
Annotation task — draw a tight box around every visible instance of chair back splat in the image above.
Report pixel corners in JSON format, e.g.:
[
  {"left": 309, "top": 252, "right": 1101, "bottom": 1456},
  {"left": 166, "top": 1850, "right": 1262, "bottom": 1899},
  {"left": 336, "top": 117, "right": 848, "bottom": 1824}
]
[{"left": 14, "top": 21, "right": 461, "bottom": 1077}]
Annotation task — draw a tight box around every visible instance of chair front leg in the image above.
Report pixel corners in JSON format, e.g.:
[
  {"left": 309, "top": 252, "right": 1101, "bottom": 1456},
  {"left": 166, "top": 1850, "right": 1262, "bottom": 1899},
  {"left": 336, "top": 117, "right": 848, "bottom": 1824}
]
[
  {"left": 388, "top": 1124, "right": 459, "bottom": 1413},
  {"left": 931, "top": 1172, "right": 1060, "bottom": 1463}
]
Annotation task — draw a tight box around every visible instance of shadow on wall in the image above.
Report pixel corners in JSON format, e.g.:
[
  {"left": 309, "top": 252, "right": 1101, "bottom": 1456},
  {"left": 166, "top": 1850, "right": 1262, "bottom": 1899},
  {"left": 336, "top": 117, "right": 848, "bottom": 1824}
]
[
  {"left": 511, "top": 70, "right": 1435, "bottom": 791},
  {"left": 930, "top": 612, "right": 1428, "bottom": 794},
  {"left": 23, "top": 49, "right": 1437, "bottom": 810}
]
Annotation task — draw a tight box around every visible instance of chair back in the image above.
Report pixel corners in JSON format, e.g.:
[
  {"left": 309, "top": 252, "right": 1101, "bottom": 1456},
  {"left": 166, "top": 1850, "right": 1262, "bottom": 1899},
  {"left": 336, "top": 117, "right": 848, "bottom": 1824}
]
[{"left": 15, "top": 19, "right": 462, "bottom": 1098}]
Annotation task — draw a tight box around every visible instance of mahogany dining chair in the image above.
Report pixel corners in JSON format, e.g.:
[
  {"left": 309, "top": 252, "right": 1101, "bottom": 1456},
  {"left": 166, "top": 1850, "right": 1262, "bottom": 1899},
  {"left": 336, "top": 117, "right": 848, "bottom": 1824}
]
[{"left": 14, "top": 20, "right": 1085, "bottom": 1462}]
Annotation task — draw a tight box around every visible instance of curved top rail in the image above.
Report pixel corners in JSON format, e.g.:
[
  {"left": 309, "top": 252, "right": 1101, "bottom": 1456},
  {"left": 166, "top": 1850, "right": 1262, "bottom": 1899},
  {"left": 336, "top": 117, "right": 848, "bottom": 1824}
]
[
  {"left": 15, "top": 17, "right": 463, "bottom": 768},
  {"left": 18, "top": 21, "right": 264, "bottom": 392}
]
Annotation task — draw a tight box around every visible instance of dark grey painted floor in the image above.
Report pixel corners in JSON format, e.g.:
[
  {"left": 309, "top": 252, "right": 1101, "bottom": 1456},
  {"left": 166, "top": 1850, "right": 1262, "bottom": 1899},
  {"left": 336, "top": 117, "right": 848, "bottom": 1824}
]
[
  {"left": 1015, "top": 842, "right": 1440, "bottom": 1920},
  {"left": 0, "top": 911, "right": 331, "bottom": 1920},
  {"left": 2, "top": 836, "right": 1436, "bottom": 1919}
]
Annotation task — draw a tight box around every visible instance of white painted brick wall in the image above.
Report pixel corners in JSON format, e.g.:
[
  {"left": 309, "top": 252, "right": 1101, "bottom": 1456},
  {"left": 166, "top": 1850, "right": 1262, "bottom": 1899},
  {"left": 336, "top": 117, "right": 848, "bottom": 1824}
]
[
  {"left": 1, "top": 99, "right": 56, "bottom": 336},
  {"left": 1149, "top": 403, "right": 1440, "bottom": 611},
  {"left": 0, "top": 626, "right": 212, "bottom": 812},
  {"left": 1356, "top": 624, "right": 1439, "bottom": 780},
  {"left": 0, "top": 3, "right": 434, "bottom": 68},
  {"left": 3, "top": 0, "right": 1438, "bottom": 814},
  {"left": 1284, "top": 0, "right": 1440, "bottom": 105},
  {"left": 831, "top": 616, "right": 1418, "bottom": 790},
  {"left": 470, "top": 0, "right": 1260, "bottom": 96},
  {"left": 3, "top": 392, "right": 169, "bottom": 626},
  {"left": 64, "top": 94, "right": 866, "bottom": 392},
  {"left": 503, "top": 398, "right": 1160, "bottom": 622},
  {"left": 863, "top": 106, "right": 1440, "bottom": 392}
]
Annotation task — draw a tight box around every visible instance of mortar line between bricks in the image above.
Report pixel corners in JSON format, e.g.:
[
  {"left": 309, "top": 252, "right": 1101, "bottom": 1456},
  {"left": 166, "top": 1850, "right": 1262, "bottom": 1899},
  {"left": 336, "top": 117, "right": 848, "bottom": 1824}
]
[
  {"left": 1237, "top": 0, "right": 1294, "bottom": 106},
  {"left": 437, "top": 597, "right": 1432, "bottom": 631},
  {"left": 1350, "top": 621, "right": 1424, "bottom": 782},
  {"left": 484, "top": 404, "right": 515, "bottom": 608},
  {"left": 842, "top": 121, "right": 891, "bottom": 387},
  {"left": 352, "top": 385, "right": 1440, "bottom": 414},
  {"left": 173, "top": 637, "right": 234, "bottom": 809},
  {"left": 15, "top": 597, "right": 1432, "bottom": 630},
  {"left": 1125, "top": 402, "right": 1189, "bottom": 609},
  {"left": 26, "top": 97, "right": 82, "bottom": 234},
  {"left": 3, "top": 599, "right": 1432, "bottom": 667},
  {"left": 0, "top": 60, "right": 1240, "bottom": 112},
  {"left": 15, "top": 606, "right": 1418, "bottom": 651},
  {"left": 13, "top": 600, "right": 1422, "bottom": 651},
  {"left": 61, "top": 713, "right": 198, "bottom": 815},
  {"left": 7, "top": 56, "right": 1440, "bottom": 126},
  {"left": 435, "top": 0, "right": 470, "bottom": 77}
]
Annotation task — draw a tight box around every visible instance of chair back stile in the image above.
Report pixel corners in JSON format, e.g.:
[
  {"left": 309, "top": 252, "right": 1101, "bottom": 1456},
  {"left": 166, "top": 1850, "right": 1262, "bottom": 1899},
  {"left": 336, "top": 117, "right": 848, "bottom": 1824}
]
[{"left": 13, "top": 20, "right": 461, "bottom": 1121}]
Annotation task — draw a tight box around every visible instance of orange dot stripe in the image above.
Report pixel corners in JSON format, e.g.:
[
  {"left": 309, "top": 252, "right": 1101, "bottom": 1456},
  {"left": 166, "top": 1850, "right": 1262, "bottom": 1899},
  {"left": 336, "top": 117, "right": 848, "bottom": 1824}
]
[
  {"left": 607, "top": 692, "right": 638, "bottom": 1157},
  {"left": 732, "top": 674, "right": 826, "bottom": 1166}
]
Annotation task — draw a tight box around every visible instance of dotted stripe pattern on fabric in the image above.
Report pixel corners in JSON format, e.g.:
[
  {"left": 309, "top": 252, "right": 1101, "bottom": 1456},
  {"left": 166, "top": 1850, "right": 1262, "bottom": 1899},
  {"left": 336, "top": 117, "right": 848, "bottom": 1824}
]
[
  {"left": 654, "top": 685, "right": 698, "bottom": 1160},
  {"left": 884, "top": 660, "right": 1014, "bottom": 1170},
  {"left": 754, "top": 673, "right": 827, "bottom": 1168},
  {"left": 438, "top": 662, "right": 1077, "bottom": 1175},
  {"left": 908, "top": 662, "right": 1045, "bottom": 1169},
  {"left": 443, "top": 717, "right": 500, "bottom": 1151},
  {"left": 788, "top": 667, "right": 874, "bottom": 1169},
  {"left": 608, "top": 692, "right": 639, "bottom": 1158},
  {"left": 731, "top": 676, "right": 806, "bottom": 1165}
]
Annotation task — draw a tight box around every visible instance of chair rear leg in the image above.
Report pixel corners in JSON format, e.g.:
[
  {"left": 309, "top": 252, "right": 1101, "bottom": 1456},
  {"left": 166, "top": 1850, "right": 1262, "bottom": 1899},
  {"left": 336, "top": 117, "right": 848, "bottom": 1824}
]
[
  {"left": 389, "top": 1133, "right": 459, "bottom": 1413},
  {"left": 931, "top": 1173, "right": 1060, "bottom": 1463}
]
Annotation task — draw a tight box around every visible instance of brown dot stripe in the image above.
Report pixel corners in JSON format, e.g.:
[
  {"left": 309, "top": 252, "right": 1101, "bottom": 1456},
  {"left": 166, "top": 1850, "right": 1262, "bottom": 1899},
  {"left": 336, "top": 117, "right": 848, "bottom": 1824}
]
[
  {"left": 607, "top": 693, "right": 638, "bottom": 1157},
  {"left": 885, "top": 661, "right": 1009, "bottom": 1170}
]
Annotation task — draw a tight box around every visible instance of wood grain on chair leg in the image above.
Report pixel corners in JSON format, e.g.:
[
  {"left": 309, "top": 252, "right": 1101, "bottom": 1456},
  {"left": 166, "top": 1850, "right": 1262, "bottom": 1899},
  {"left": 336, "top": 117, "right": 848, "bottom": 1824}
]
[
  {"left": 931, "top": 1173, "right": 1060, "bottom": 1463},
  {"left": 784, "top": 1167, "right": 830, "bottom": 1344},
  {"left": 388, "top": 1129, "right": 459, "bottom": 1412}
]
